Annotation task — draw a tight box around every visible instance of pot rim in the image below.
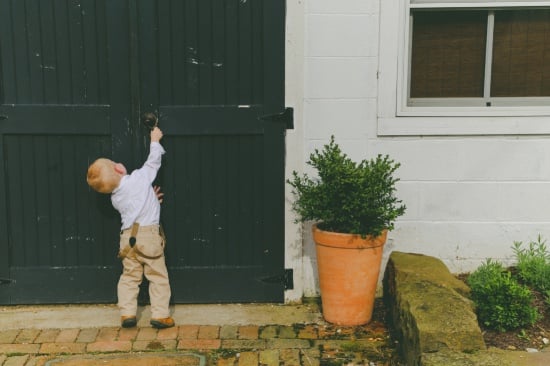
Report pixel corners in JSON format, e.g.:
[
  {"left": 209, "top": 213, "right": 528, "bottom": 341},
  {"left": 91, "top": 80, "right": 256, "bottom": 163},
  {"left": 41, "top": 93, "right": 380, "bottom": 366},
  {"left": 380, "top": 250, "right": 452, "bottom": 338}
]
[{"left": 312, "top": 224, "right": 387, "bottom": 250}]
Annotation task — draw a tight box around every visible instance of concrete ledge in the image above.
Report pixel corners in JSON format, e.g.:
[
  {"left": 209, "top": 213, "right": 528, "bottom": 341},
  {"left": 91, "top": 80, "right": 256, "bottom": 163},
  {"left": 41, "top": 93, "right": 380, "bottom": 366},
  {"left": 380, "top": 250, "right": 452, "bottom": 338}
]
[
  {"left": 422, "top": 347, "right": 550, "bottom": 366},
  {"left": 0, "top": 303, "right": 322, "bottom": 330}
]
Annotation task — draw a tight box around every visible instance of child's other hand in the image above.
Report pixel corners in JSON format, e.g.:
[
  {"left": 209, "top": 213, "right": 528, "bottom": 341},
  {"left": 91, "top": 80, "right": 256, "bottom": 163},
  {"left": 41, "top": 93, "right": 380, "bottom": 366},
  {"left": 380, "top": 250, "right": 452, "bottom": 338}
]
[
  {"left": 151, "top": 127, "right": 163, "bottom": 142},
  {"left": 154, "top": 185, "right": 164, "bottom": 203}
]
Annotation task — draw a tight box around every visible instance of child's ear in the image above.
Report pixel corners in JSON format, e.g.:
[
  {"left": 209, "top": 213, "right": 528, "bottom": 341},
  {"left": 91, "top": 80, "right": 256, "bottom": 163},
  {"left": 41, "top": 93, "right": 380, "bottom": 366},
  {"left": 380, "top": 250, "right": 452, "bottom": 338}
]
[{"left": 114, "top": 165, "right": 124, "bottom": 174}]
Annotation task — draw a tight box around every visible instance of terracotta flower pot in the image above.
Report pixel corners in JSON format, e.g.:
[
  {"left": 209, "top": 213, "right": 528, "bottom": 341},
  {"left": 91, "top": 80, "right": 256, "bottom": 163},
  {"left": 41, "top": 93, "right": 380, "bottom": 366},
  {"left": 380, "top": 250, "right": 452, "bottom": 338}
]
[{"left": 312, "top": 224, "right": 387, "bottom": 326}]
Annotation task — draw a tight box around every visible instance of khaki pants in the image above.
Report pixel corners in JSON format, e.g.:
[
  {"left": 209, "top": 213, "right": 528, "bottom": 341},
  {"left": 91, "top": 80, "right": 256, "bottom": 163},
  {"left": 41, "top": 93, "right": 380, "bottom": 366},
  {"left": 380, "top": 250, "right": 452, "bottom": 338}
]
[{"left": 118, "top": 225, "right": 171, "bottom": 319}]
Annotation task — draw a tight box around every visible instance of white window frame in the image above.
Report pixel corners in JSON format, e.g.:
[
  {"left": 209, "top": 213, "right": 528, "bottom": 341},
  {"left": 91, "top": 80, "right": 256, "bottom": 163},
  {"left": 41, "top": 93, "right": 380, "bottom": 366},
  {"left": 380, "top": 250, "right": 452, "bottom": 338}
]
[{"left": 378, "top": 0, "right": 550, "bottom": 136}]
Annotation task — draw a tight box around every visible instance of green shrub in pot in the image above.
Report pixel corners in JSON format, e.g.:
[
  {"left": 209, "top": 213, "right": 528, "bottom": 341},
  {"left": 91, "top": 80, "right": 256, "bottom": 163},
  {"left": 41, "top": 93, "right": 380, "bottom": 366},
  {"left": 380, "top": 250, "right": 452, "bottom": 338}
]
[{"left": 288, "top": 135, "right": 406, "bottom": 238}]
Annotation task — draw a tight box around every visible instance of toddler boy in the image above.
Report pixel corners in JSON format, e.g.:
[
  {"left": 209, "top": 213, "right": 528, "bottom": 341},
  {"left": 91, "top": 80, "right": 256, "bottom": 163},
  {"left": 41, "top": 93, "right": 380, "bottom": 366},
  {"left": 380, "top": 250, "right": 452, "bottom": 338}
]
[{"left": 87, "top": 127, "right": 174, "bottom": 329}]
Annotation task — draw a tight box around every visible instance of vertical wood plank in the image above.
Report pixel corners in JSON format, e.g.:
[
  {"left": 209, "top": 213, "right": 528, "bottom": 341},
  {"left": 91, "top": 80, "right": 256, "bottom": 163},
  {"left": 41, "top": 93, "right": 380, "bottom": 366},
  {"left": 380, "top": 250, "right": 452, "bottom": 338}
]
[
  {"left": 262, "top": 121, "right": 285, "bottom": 270},
  {"left": 251, "top": 135, "right": 264, "bottom": 263},
  {"left": 198, "top": 0, "right": 213, "bottom": 104},
  {"left": 185, "top": 0, "right": 199, "bottom": 105},
  {"left": 225, "top": 135, "right": 239, "bottom": 264},
  {"left": 75, "top": 137, "right": 92, "bottom": 265},
  {"left": 34, "top": 136, "right": 52, "bottom": 265},
  {"left": 68, "top": 0, "right": 86, "bottom": 104},
  {"left": 39, "top": 0, "right": 60, "bottom": 104},
  {"left": 170, "top": 0, "right": 186, "bottom": 105},
  {"left": 211, "top": 0, "right": 226, "bottom": 105},
  {"left": 12, "top": 0, "right": 32, "bottom": 103},
  {"left": 238, "top": 0, "right": 252, "bottom": 103},
  {"left": 47, "top": 136, "right": 65, "bottom": 266},
  {"left": 251, "top": 1, "right": 263, "bottom": 105},
  {"left": 137, "top": 0, "right": 159, "bottom": 112},
  {"left": 61, "top": 137, "right": 78, "bottom": 265},
  {"left": 262, "top": 0, "right": 285, "bottom": 114},
  {"left": 25, "top": 0, "right": 45, "bottom": 103},
  {"left": 95, "top": 0, "right": 109, "bottom": 105},
  {"left": 53, "top": 0, "right": 73, "bottom": 104},
  {"left": 158, "top": 0, "right": 173, "bottom": 105},
  {"left": 21, "top": 137, "right": 39, "bottom": 265},
  {"left": 4, "top": 137, "right": 25, "bottom": 266},
  {"left": 224, "top": 0, "right": 239, "bottom": 105},
  {"left": 81, "top": 0, "right": 100, "bottom": 104},
  {"left": 0, "top": 0, "right": 16, "bottom": 103},
  {"left": 199, "top": 137, "right": 214, "bottom": 264},
  {"left": 105, "top": 0, "right": 132, "bottom": 164}
]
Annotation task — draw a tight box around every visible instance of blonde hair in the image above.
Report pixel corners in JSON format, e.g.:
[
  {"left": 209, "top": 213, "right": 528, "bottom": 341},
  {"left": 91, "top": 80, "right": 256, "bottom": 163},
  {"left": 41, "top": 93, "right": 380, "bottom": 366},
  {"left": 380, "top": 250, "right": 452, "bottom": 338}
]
[{"left": 87, "top": 158, "right": 120, "bottom": 193}]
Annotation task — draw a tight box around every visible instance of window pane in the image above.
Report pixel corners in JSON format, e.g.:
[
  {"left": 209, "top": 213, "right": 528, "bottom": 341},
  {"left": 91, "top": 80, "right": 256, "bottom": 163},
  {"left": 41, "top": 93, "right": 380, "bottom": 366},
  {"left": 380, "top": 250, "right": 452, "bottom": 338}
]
[
  {"left": 410, "top": 11, "right": 487, "bottom": 98},
  {"left": 492, "top": 10, "right": 550, "bottom": 97}
]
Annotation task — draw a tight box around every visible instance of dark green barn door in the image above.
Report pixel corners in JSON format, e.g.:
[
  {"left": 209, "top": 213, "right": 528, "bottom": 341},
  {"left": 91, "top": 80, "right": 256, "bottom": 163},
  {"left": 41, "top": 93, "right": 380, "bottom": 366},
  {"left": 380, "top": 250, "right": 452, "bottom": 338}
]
[
  {"left": 134, "top": 0, "right": 289, "bottom": 302},
  {"left": 0, "top": 0, "right": 289, "bottom": 304},
  {"left": 0, "top": 0, "right": 128, "bottom": 303}
]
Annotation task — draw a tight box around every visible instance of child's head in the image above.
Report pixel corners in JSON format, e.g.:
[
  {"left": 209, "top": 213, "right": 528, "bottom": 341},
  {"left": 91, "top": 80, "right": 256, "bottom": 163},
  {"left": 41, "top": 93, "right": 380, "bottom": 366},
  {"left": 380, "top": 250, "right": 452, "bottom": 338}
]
[{"left": 87, "top": 158, "right": 126, "bottom": 193}]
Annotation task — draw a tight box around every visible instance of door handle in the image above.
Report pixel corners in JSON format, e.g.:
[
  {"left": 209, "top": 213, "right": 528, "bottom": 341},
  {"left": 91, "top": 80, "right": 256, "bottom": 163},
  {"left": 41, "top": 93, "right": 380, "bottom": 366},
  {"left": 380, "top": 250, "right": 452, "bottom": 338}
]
[
  {"left": 141, "top": 112, "right": 158, "bottom": 130},
  {"left": 0, "top": 115, "right": 7, "bottom": 120}
]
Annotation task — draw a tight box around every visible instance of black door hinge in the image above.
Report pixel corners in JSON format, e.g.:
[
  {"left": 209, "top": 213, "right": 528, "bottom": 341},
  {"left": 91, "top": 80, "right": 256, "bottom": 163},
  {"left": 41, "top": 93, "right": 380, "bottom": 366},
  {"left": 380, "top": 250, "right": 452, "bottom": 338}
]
[
  {"left": 0, "top": 278, "right": 14, "bottom": 285},
  {"left": 259, "top": 269, "right": 294, "bottom": 290},
  {"left": 259, "top": 107, "right": 294, "bottom": 129}
]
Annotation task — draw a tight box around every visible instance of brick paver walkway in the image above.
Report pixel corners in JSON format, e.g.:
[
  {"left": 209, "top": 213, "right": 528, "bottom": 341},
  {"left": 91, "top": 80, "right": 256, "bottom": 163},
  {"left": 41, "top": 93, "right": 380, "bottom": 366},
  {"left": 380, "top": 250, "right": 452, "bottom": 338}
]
[{"left": 0, "top": 321, "right": 395, "bottom": 365}]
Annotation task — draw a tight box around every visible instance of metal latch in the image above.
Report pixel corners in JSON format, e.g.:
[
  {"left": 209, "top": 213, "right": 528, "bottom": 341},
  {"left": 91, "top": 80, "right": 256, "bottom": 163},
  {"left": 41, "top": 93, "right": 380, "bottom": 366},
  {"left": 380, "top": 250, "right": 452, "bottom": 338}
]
[
  {"left": 259, "top": 107, "right": 294, "bottom": 129},
  {"left": 0, "top": 278, "right": 15, "bottom": 285}
]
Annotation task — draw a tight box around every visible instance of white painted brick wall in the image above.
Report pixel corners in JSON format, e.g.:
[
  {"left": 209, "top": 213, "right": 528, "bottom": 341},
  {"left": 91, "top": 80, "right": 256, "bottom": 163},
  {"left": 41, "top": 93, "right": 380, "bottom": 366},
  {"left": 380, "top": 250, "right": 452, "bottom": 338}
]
[
  {"left": 306, "top": 0, "right": 379, "bottom": 14},
  {"left": 307, "top": 15, "right": 378, "bottom": 57},
  {"left": 297, "top": 0, "right": 384, "bottom": 297},
  {"left": 286, "top": 0, "right": 550, "bottom": 300},
  {"left": 305, "top": 58, "right": 377, "bottom": 99}
]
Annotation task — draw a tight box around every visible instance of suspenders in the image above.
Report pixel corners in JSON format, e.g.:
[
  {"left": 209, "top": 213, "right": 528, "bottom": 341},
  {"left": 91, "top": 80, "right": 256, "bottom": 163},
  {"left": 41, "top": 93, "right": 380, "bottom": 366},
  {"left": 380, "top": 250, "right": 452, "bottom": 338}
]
[
  {"left": 118, "top": 223, "right": 165, "bottom": 260},
  {"left": 129, "top": 222, "right": 140, "bottom": 247}
]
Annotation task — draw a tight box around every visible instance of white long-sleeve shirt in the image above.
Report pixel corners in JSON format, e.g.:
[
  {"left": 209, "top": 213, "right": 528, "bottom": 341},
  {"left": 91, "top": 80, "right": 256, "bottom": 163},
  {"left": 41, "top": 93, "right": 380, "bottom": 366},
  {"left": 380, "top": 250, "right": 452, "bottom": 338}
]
[{"left": 111, "top": 142, "right": 165, "bottom": 230}]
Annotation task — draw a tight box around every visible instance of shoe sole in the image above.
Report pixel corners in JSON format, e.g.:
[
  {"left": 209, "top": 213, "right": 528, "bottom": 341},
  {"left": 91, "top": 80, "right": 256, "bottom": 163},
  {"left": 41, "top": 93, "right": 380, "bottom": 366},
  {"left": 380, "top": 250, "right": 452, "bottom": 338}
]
[
  {"left": 150, "top": 320, "right": 174, "bottom": 329},
  {"left": 121, "top": 318, "right": 137, "bottom": 328}
]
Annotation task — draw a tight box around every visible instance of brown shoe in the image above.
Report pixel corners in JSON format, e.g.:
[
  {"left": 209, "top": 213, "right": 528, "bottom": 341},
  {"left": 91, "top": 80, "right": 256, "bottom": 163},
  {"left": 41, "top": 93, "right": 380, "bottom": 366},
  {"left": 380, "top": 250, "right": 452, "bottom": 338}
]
[
  {"left": 121, "top": 316, "right": 137, "bottom": 328},
  {"left": 150, "top": 317, "right": 175, "bottom": 329}
]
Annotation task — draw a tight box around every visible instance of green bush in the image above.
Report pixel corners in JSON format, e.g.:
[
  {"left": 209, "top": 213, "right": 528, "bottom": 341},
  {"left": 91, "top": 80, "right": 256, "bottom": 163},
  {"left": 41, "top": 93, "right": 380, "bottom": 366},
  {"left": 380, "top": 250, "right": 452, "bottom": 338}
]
[
  {"left": 513, "top": 235, "right": 550, "bottom": 293},
  {"left": 467, "top": 259, "right": 539, "bottom": 332},
  {"left": 287, "top": 136, "right": 406, "bottom": 238}
]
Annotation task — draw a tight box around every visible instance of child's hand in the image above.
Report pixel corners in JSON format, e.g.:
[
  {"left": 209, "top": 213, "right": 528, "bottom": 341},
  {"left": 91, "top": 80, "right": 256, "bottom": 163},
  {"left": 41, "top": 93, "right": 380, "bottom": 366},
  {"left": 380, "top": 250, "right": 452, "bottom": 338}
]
[
  {"left": 151, "top": 127, "right": 163, "bottom": 142},
  {"left": 154, "top": 185, "right": 164, "bottom": 203}
]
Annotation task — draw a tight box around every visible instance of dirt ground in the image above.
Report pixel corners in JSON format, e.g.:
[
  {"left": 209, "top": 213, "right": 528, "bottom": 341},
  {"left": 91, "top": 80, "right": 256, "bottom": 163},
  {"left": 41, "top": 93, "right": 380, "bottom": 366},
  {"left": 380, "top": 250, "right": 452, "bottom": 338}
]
[{"left": 312, "top": 297, "right": 404, "bottom": 365}]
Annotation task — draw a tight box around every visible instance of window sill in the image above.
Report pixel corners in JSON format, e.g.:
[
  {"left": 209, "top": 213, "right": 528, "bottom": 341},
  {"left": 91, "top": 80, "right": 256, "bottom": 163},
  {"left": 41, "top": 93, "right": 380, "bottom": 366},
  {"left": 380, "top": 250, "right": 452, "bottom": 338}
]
[
  {"left": 397, "top": 105, "right": 550, "bottom": 117},
  {"left": 378, "top": 115, "right": 550, "bottom": 136}
]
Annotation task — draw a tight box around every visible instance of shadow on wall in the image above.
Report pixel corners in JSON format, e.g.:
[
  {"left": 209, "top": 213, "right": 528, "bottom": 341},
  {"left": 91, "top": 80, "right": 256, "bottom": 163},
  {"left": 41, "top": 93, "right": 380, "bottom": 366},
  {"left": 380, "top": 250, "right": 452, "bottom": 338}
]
[{"left": 302, "top": 222, "right": 320, "bottom": 297}]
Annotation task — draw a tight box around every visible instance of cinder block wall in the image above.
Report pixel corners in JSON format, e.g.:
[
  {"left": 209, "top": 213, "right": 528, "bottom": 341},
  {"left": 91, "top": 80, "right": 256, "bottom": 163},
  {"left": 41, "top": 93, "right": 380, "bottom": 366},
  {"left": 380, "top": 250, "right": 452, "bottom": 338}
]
[{"left": 285, "top": 0, "right": 550, "bottom": 299}]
